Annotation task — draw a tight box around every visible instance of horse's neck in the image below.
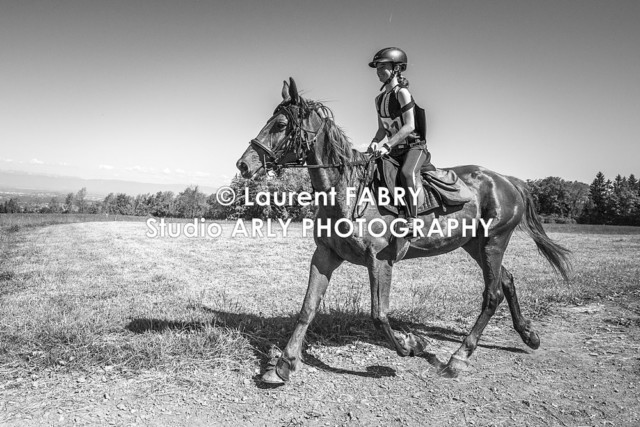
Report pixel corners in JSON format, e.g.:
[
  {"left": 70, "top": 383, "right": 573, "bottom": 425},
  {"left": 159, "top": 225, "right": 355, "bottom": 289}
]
[
  {"left": 308, "top": 167, "right": 354, "bottom": 219},
  {"left": 307, "top": 131, "right": 366, "bottom": 218}
]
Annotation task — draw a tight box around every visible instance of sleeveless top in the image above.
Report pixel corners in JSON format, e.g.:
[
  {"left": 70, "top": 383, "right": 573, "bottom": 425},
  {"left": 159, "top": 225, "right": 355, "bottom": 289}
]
[{"left": 375, "top": 85, "right": 416, "bottom": 139}]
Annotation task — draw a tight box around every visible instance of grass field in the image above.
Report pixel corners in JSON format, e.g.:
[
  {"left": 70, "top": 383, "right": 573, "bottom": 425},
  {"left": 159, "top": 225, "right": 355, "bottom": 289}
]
[
  {"left": 1, "top": 215, "right": 638, "bottom": 377},
  {"left": 1, "top": 214, "right": 639, "bottom": 424},
  {"left": 0, "top": 213, "right": 148, "bottom": 233}
]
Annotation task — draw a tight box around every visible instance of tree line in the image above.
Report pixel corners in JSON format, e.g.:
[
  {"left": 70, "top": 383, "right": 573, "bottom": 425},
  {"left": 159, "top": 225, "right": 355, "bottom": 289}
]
[
  {"left": 527, "top": 172, "right": 640, "bottom": 225},
  {"left": 0, "top": 170, "right": 315, "bottom": 221},
  {"left": 580, "top": 172, "right": 640, "bottom": 225},
  {"left": 2, "top": 170, "right": 639, "bottom": 225}
]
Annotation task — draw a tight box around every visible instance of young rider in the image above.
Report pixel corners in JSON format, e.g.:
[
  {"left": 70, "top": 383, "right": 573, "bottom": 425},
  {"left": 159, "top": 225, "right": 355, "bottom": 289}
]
[{"left": 368, "top": 47, "right": 428, "bottom": 237}]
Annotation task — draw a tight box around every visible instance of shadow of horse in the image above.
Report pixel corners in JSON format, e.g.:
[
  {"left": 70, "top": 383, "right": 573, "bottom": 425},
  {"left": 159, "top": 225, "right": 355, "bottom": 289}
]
[{"left": 126, "top": 306, "right": 527, "bottom": 382}]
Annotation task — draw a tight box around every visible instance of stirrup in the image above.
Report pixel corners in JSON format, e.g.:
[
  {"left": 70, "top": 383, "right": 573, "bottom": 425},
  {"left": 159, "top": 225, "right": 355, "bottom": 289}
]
[{"left": 405, "top": 218, "right": 420, "bottom": 242}]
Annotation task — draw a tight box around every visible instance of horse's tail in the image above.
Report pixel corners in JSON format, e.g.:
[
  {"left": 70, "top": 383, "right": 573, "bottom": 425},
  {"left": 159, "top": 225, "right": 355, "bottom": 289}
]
[{"left": 508, "top": 177, "right": 572, "bottom": 282}]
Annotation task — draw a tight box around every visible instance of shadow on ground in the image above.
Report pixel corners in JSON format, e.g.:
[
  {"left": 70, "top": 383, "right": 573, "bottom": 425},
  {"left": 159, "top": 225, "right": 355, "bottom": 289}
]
[{"left": 126, "top": 305, "right": 527, "bottom": 381}]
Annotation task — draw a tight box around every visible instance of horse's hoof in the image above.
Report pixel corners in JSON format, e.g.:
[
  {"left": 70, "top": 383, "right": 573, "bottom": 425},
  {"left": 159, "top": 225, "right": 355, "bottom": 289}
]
[
  {"left": 409, "top": 333, "right": 429, "bottom": 355},
  {"left": 440, "top": 355, "right": 469, "bottom": 378},
  {"left": 261, "top": 368, "right": 286, "bottom": 385},
  {"left": 393, "top": 332, "right": 423, "bottom": 357},
  {"left": 394, "top": 341, "right": 413, "bottom": 357},
  {"left": 440, "top": 364, "right": 460, "bottom": 378},
  {"left": 520, "top": 321, "right": 540, "bottom": 350},
  {"left": 395, "top": 347, "right": 411, "bottom": 357},
  {"left": 396, "top": 349, "right": 414, "bottom": 357},
  {"left": 523, "top": 330, "right": 540, "bottom": 350},
  {"left": 275, "top": 357, "right": 292, "bottom": 381}
]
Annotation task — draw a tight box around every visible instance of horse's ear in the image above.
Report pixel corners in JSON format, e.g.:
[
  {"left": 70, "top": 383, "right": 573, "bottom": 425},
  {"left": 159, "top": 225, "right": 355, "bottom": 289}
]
[
  {"left": 281, "top": 80, "right": 291, "bottom": 101},
  {"left": 289, "top": 77, "right": 299, "bottom": 104}
]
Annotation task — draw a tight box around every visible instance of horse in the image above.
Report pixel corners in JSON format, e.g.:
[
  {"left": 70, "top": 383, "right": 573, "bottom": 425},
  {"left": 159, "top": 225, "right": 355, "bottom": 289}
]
[{"left": 236, "top": 78, "right": 571, "bottom": 384}]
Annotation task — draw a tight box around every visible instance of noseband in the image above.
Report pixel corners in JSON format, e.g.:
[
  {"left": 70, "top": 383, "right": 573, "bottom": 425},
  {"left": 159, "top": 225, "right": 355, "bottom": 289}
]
[{"left": 249, "top": 103, "right": 320, "bottom": 173}]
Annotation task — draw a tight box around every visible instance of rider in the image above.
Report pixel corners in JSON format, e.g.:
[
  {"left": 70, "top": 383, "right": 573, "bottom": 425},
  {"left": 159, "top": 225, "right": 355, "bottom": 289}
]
[{"left": 368, "top": 47, "right": 430, "bottom": 236}]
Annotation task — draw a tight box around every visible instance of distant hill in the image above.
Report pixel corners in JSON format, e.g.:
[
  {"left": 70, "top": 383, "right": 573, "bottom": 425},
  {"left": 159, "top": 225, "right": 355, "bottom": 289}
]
[{"left": 0, "top": 170, "right": 218, "bottom": 198}]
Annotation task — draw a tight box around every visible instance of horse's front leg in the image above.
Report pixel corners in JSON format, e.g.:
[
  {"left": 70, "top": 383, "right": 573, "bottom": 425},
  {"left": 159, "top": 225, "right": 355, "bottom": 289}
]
[
  {"left": 368, "top": 256, "right": 427, "bottom": 357},
  {"left": 262, "top": 244, "right": 342, "bottom": 384}
]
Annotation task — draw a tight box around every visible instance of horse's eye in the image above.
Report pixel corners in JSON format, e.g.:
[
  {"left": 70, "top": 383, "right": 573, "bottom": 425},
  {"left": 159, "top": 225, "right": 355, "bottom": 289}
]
[{"left": 277, "top": 122, "right": 287, "bottom": 130}]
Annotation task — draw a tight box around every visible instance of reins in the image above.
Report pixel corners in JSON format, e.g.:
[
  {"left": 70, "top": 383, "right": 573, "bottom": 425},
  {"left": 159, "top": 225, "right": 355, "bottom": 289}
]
[
  {"left": 248, "top": 102, "right": 384, "bottom": 219},
  {"left": 249, "top": 103, "right": 375, "bottom": 173}
]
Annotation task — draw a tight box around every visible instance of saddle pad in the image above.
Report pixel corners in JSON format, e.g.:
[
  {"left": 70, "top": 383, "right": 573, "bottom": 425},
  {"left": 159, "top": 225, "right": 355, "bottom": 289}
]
[
  {"left": 372, "top": 158, "right": 473, "bottom": 216},
  {"left": 423, "top": 170, "right": 474, "bottom": 206}
]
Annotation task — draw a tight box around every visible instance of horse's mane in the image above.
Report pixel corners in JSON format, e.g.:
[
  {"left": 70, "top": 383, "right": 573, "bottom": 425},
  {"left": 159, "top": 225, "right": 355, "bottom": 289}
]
[{"left": 297, "top": 97, "right": 369, "bottom": 181}]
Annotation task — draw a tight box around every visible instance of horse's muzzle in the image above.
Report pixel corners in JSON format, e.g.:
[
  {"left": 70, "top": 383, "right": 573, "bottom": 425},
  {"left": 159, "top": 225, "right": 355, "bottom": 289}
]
[{"left": 236, "top": 159, "right": 250, "bottom": 178}]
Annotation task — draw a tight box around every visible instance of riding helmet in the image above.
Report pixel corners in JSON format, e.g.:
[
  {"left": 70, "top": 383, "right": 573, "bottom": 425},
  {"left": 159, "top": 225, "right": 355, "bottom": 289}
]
[{"left": 368, "top": 47, "right": 408, "bottom": 71}]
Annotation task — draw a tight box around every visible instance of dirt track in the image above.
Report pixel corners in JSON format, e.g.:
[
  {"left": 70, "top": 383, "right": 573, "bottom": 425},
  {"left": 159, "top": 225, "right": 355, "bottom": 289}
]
[{"left": 3, "top": 296, "right": 639, "bottom": 426}]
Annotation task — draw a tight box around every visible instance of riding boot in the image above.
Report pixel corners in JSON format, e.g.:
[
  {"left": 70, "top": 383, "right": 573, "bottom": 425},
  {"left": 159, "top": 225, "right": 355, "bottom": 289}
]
[
  {"left": 405, "top": 217, "right": 420, "bottom": 242},
  {"left": 404, "top": 186, "right": 421, "bottom": 241}
]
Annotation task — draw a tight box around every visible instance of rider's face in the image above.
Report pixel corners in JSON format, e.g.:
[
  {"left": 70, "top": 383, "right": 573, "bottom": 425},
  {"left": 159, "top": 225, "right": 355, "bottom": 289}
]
[{"left": 376, "top": 63, "right": 393, "bottom": 83}]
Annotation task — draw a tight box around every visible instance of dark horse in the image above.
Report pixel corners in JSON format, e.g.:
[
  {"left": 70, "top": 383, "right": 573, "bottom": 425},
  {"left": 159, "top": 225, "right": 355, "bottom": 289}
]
[{"left": 236, "top": 78, "right": 571, "bottom": 384}]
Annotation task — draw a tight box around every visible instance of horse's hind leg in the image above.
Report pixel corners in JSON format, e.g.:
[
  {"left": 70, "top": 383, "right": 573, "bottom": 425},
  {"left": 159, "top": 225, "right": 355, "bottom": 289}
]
[
  {"left": 463, "top": 247, "right": 541, "bottom": 350},
  {"left": 501, "top": 267, "right": 540, "bottom": 349},
  {"left": 444, "top": 236, "right": 508, "bottom": 377}
]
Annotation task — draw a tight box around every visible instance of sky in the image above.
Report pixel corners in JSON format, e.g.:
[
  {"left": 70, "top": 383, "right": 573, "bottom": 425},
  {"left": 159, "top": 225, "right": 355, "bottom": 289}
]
[{"left": 1, "top": 0, "right": 639, "bottom": 188}]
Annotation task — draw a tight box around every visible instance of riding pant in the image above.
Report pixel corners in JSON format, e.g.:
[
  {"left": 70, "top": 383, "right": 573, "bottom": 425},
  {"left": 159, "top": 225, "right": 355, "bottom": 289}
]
[{"left": 390, "top": 143, "right": 430, "bottom": 218}]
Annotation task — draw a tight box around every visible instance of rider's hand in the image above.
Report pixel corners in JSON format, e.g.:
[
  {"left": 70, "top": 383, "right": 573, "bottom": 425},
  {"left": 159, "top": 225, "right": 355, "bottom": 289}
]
[
  {"left": 376, "top": 142, "right": 390, "bottom": 156},
  {"left": 368, "top": 141, "right": 379, "bottom": 154}
]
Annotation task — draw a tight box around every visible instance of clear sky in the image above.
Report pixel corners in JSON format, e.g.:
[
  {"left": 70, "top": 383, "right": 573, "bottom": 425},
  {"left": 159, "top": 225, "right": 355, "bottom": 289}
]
[{"left": 1, "top": 0, "right": 639, "bottom": 187}]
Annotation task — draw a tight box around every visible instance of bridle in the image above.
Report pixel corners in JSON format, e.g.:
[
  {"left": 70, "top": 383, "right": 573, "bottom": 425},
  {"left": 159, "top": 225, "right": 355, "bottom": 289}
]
[
  {"left": 249, "top": 103, "right": 318, "bottom": 174},
  {"left": 249, "top": 102, "right": 372, "bottom": 174},
  {"left": 248, "top": 101, "right": 378, "bottom": 219}
]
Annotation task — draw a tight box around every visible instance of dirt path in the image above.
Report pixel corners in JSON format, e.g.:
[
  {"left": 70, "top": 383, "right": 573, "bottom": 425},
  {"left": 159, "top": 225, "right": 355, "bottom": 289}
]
[{"left": 2, "top": 293, "right": 639, "bottom": 426}]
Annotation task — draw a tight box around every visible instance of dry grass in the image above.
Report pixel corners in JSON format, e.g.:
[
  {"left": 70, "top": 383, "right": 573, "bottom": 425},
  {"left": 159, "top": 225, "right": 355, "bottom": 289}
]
[
  {"left": 0, "top": 213, "right": 147, "bottom": 233},
  {"left": 1, "top": 216, "right": 639, "bottom": 388}
]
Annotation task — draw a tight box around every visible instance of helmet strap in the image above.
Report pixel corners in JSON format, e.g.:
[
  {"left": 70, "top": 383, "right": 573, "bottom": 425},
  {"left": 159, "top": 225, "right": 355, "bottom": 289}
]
[{"left": 379, "top": 67, "right": 399, "bottom": 91}]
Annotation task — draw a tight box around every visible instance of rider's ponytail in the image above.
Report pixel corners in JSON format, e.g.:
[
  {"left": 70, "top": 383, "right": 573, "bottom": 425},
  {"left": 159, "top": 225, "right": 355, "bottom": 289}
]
[{"left": 397, "top": 72, "right": 410, "bottom": 88}]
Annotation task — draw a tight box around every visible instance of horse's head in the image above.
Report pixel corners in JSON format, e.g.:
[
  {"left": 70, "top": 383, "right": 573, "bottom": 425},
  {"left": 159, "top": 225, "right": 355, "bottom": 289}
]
[{"left": 236, "top": 77, "right": 327, "bottom": 179}]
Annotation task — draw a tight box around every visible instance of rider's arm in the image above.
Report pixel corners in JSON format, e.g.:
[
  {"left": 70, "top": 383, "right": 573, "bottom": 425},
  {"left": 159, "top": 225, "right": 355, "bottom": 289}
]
[
  {"left": 386, "top": 88, "right": 415, "bottom": 148},
  {"left": 372, "top": 117, "right": 387, "bottom": 143},
  {"left": 369, "top": 117, "right": 387, "bottom": 151}
]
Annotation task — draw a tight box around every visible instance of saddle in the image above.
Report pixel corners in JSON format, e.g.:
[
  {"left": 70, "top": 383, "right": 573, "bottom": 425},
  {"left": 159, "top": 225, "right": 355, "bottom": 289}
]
[{"left": 370, "top": 156, "right": 474, "bottom": 215}]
